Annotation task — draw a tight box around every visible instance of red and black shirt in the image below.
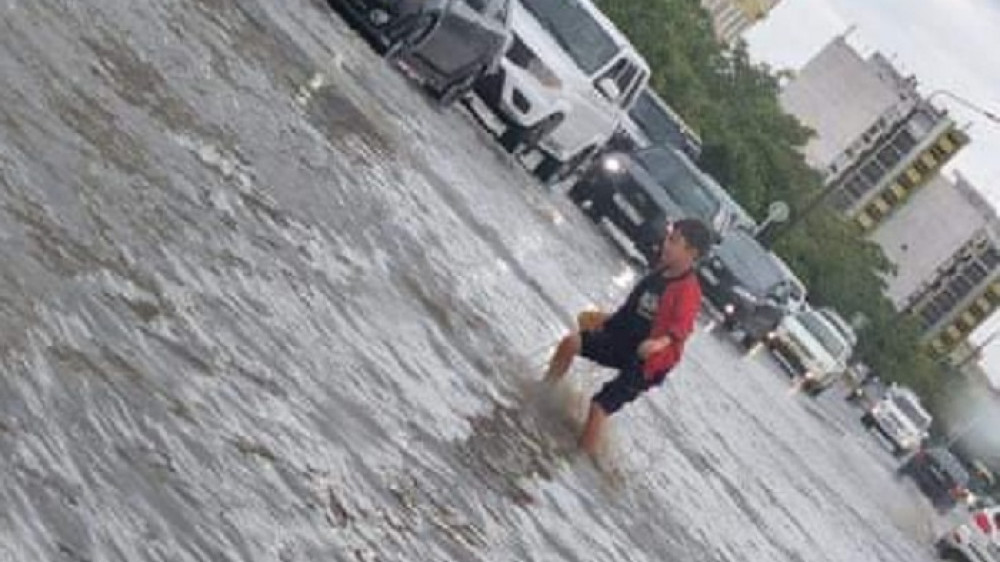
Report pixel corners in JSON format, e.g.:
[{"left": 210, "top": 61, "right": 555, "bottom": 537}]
[{"left": 603, "top": 268, "right": 702, "bottom": 379}]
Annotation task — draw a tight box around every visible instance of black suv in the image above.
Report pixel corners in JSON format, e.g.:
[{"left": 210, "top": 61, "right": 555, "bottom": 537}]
[
  {"left": 568, "top": 146, "right": 737, "bottom": 263},
  {"left": 698, "top": 229, "right": 805, "bottom": 346},
  {"left": 899, "top": 447, "right": 971, "bottom": 513},
  {"left": 604, "top": 87, "right": 703, "bottom": 160}
]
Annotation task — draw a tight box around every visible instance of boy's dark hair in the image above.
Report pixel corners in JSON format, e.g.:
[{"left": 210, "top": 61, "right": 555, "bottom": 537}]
[{"left": 673, "top": 218, "right": 713, "bottom": 257}]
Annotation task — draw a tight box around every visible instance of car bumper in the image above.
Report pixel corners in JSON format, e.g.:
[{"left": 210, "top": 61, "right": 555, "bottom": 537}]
[
  {"left": 767, "top": 337, "right": 808, "bottom": 377},
  {"left": 475, "top": 62, "right": 591, "bottom": 161},
  {"left": 476, "top": 63, "right": 555, "bottom": 126}
]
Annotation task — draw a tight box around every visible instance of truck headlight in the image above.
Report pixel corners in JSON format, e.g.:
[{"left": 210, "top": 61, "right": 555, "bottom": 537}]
[
  {"left": 766, "top": 331, "right": 777, "bottom": 341},
  {"left": 723, "top": 303, "right": 736, "bottom": 315},
  {"left": 601, "top": 156, "right": 624, "bottom": 174}
]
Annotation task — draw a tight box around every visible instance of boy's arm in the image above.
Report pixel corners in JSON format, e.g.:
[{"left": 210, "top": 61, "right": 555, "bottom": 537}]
[{"left": 640, "top": 282, "right": 701, "bottom": 373}]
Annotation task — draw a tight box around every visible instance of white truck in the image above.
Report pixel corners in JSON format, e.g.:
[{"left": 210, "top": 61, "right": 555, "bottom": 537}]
[
  {"left": 472, "top": 0, "right": 649, "bottom": 183},
  {"left": 861, "top": 384, "right": 932, "bottom": 456},
  {"left": 767, "top": 306, "right": 856, "bottom": 395}
]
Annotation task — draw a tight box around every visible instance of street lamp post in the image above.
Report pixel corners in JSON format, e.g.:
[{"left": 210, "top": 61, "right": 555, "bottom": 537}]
[{"left": 928, "top": 89, "right": 1000, "bottom": 124}]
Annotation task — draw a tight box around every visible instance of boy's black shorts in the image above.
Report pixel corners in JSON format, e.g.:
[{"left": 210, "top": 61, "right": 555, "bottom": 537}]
[{"left": 580, "top": 330, "right": 668, "bottom": 414}]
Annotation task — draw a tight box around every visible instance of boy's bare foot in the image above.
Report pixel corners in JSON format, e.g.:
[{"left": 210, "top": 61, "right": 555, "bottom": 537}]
[
  {"left": 544, "top": 333, "right": 581, "bottom": 382},
  {"left": 578, "top": 402, "right": 607, "bottom": 456}
]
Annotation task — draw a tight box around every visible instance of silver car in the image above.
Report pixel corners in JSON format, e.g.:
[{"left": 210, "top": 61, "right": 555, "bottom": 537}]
[{"left": 331, "top": 0, "right": 512, "bottom": 106}]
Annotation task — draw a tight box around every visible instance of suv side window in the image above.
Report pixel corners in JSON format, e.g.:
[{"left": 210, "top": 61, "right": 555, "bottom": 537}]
[
  {"left": 620, "top": 67, "right": 646, "bottom": 109},
  {"left": 465, "top": 0, "right": 490, "bottom": 13},
  {"left": 595, "top": 58, "right": 641, "bottom": 107}
]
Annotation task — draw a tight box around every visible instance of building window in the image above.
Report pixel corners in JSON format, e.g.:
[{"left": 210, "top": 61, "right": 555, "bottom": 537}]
[
  {"left": 966, "top": 265, "right": 988, "bottom": 288},
  {"left": 950, "top": 275, "right": 975, "bottom": 300},
  {"left": 861, "top": 160, "right": 884, "bottom": 185},
  {"left": 982, "top": 246, "right": 1000, "bottom": 269},
  {"left": 893, "top": 130, "right": 918, "bottom": 154},
  {"left": 857, "top": 212, "right": 875, "bottom": 230},
  {"left": 882, "top": 188, "right": 900, "bottom": 206},
  {"left": 877, "top": 145, "right": 902, "bottom": 170}
]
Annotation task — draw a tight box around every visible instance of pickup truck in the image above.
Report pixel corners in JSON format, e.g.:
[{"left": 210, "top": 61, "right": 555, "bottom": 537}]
[
  {"left": 768, "top": 306, "right": 856, "bottom": 395},
  {"left": 861, "top": 384, "right": 932, "bottom": 455}
]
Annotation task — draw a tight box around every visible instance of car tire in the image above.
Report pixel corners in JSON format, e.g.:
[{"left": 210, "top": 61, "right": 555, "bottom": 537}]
[
  {"left": 437, "top": 63, "right": 487, "bottom": 108},
  {"left": 722, "top": 315, "right": 737, "bottom": 331},
  {"left": 939, "top": 548, "right": 968, "bottom": 562},
  {"left": 741, "top": 334, "right": 760, "bottom": 348},
  {"left": 567, "top": 182, "right": 601, "bottom": 218},
  {"left": 534, "top": 144, "right": 598, "bottom": 185},
  {"left": 499, "top": 112, "right": 563, "bottom": 154},
  {"left": 384, "top": 12, "right": 437, "bottom": 59}
]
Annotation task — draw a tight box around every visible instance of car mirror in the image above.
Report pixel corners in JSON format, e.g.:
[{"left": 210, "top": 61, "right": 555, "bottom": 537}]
[{"left": 596, "top": 77, "right": 621, "bottom": 101}]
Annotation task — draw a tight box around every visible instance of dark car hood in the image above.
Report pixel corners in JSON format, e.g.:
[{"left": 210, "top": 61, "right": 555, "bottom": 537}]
[{"left": 713, "top": 233, "right": 786, "bottom": 296}]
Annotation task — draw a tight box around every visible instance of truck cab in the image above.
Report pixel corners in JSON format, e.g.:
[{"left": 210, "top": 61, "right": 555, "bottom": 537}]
[
  {"left": 768, "top": 306, "right": 856, "bottom": 395},
  {"left": 862, "top": 384, "right": 932, "bottom": 456}
]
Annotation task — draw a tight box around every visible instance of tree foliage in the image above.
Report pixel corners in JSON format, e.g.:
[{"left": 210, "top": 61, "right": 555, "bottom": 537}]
[{"left": 596, "top": 0, "right": 946, "bottom": 402}]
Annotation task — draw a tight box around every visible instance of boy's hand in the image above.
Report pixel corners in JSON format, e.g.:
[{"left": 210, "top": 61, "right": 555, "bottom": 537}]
[
  {"left": 638, "top": 336, "right": 672, "bottom": 359},
  {"left": 576, "top": 310, "right": 609, "bottom": 332}
]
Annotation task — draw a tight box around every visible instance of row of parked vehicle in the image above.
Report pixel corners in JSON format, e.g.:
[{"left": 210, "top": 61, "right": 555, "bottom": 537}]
[
  {"left": 324, "top": 0, "right": 860, "bottom": 396},
  {"left": 325, "top": 2, "right": 999, "bottom": 557}
]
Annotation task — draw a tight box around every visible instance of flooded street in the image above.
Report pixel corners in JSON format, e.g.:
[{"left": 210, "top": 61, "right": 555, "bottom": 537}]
[{"left": 0, "top": 1, "right": 943, "bottom": 560}]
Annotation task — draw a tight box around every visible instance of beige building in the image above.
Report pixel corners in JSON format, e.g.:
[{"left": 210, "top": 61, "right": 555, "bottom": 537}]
[
  {"left": 780, "top": 36, "right": 969, "bottom": 232},
  {"left": 781, "top": 35, "right": 984, "bottom": 357},
  {"left": 701, "top": 0, "right": 782, "bottom": 45},
  {"left": 872, "top": 173, "right": 1000, "bottom": 355}
]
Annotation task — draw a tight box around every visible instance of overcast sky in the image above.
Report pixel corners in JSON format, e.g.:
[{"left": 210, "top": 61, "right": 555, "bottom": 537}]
[{"left": 744, "top": 0, "right": 1000, "bottom": 386}]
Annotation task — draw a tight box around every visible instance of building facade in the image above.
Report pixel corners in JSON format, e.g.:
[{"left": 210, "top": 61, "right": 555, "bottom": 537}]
[
  {"left": 780, "top": 36, "right": 969, "bottom": 233},
  {"left": 780, "top": 36, "right": 921, "bottom": 174},
  {"left": 871, "top": 173, "right": 1000, "bottom": 355},
  {"left": 781, "top": 36, "right": 986, "bottom": 357},
  {"left": 701, "top": 0, "right": 781, "bottom": 45}
]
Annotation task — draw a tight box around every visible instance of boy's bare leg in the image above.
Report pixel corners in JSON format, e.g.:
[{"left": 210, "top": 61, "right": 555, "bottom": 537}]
[
  {"left": 578, "top": 402, "right": 608, "bottom": 456},
  {"left": 544, "top": 332, "right": 581, "bottom": 381}
]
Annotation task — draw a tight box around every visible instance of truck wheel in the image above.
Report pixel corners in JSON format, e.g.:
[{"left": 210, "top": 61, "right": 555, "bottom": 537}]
[
  {"left": 437, "top": 63, "right": 486, "bottom": 108},
  {"left": 860, "top": 412, "right": 874, "bottom": 428},
  {"left": 722, "top": 316, "right": 737, "bottom": 331},
  {"left": 534, "top": 144, "right": 597, "bottom": 185},
  {"left": 384, "top": 13, "right": 437, "bottom": 59},
  {"left": 499, "top": 112, "right": 563, "bottom": 154}
]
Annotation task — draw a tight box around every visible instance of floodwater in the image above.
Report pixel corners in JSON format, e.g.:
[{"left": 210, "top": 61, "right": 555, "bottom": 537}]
[{"left": 0, "top": 1, "right": 943, "bottom": 560}]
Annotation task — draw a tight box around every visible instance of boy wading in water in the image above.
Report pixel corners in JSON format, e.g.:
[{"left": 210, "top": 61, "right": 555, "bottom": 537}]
[{"left": 545, "top": 218, "right": 711, "bottom": 455}]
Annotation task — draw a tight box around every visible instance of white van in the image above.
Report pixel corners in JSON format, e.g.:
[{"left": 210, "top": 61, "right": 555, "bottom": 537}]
[
  {"left": 473, "top": 0, "right": 649, "bottom": 183},
  {"left": 862, "top": 384, "right": 932, "bottom": 456}
]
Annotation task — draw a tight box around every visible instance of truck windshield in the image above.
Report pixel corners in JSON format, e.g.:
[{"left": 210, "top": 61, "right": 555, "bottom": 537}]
[
  {"left": 799, "top": 312, "right": 848, "bottom": 359},
  {"left": 629, "top": 91, "right": 685, "bottom": 148},
  {"left": 891, "top": 396, "right": 932, "bottom": 429},
  {"left": 519, "top": 0, "right": 620, "bottom": 75},
  {"left": 635, "top": 148, "right": 722, "bottom": 225}
]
